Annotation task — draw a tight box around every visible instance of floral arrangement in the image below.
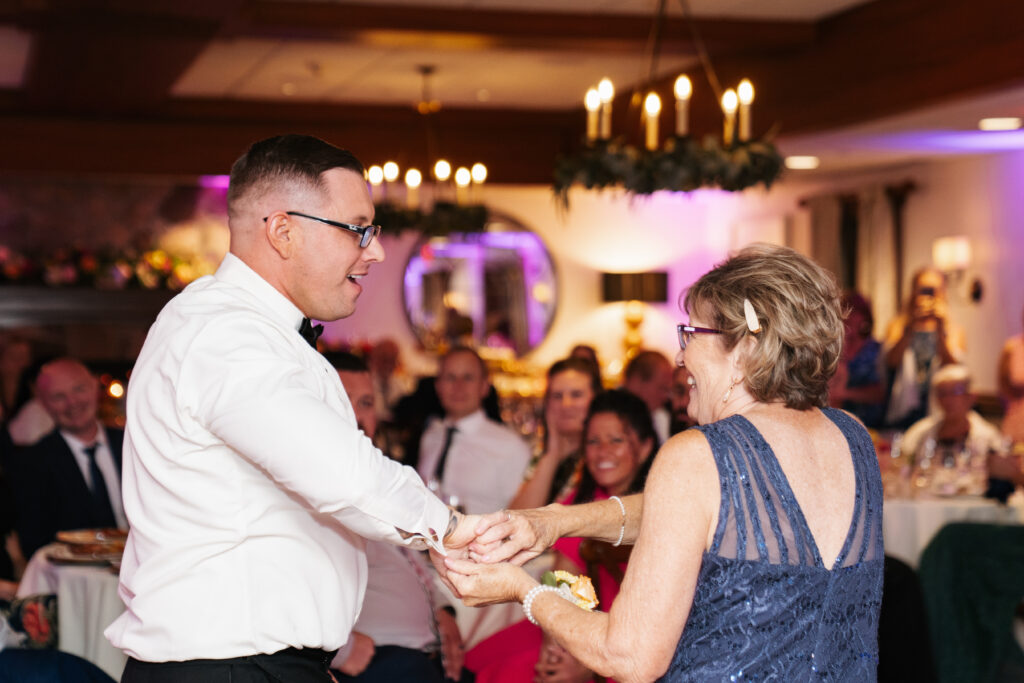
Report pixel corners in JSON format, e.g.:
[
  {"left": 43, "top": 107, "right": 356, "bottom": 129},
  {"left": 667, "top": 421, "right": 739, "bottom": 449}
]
[
  {"left": 0, "top": 243, "right": 213, "bottom": 291},
  {"left": 373, "top": 201, "right": 489, "bottom": 236},
  {"left": 553, "top": 134, "right": 784, "bottom": 207},
  {"left": 542, "top": 570, "right": 599, "bottom": 611}
]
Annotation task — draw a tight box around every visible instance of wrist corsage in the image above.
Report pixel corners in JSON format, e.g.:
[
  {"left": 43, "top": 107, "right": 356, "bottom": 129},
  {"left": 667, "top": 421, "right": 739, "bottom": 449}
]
[{"left": 542, "top": 570, "right": 599, "bottom": 611}]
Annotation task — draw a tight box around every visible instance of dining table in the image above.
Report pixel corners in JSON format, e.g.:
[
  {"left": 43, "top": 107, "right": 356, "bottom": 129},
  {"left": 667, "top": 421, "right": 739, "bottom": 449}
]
[
  {"left": 16, "top": 543, "right": 127, "bottom": 680},
  {"left": 882, "top": 493, "right": 1024, "bottom": 568}
]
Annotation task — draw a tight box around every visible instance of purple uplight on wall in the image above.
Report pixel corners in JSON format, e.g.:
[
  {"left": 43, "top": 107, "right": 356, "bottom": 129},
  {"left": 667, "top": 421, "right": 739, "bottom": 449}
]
[
  {"left": 866, "top": 129, "right": 1024, "bottom": 153},
  {"left": 198, "top": 175, "right": 231, "bottom": 189}
]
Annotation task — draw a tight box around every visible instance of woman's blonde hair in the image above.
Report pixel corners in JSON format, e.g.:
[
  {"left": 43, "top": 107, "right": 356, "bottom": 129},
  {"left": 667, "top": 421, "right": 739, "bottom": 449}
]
[{"left": 683, "top": 243, "right": 843, "bottom": 410}]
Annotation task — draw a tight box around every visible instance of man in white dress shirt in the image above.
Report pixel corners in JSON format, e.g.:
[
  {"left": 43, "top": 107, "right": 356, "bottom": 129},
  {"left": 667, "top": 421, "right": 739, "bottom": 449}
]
[
  {"left": 417, "top": 347, "right": 531, "bottom": 516},
  {"left": 106, "top": 135, "right": 489, "bottom": 683}
]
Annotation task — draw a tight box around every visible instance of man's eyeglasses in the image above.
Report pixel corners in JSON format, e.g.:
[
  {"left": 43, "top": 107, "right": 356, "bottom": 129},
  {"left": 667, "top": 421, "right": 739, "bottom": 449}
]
[
  {"left": 677, "top": 323, "right": 724, "bottom": 350},
  {"left": 263, "top": 211, "right": 382, "bottom": 248}
]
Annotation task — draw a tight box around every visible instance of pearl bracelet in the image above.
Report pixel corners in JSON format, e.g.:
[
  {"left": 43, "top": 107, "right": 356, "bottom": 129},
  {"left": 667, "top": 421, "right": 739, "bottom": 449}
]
[
  {"left": 609, "top": 495, "right": 626, "bottom": 547},
  {"left": 522, "top": 585, "right": 562, "bottom": 626}
]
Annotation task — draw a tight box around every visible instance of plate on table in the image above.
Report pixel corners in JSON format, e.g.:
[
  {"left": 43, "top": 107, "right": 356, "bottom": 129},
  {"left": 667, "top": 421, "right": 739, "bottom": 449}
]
[
  {"left": 46, "top": 543, "right": 122, "bottom": 566},
  {"left": 55, "top": 528, "right": 127, "bottom": 556}
]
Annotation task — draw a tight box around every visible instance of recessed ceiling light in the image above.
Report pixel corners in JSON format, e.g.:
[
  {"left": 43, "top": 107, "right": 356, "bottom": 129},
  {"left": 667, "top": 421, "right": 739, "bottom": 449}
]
[
  {"left": 784, "top": 155, "right": 820, "bottom": 170},
  {"left": 978, "top": 117, "right": 1022, "bottom": 131}
]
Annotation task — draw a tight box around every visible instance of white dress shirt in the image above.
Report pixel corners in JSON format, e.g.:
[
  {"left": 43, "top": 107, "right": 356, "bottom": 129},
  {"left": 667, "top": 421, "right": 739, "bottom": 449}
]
[
  {"left": 417, "top": 410, "right": 531, "bottom": 515},
  {"left": 330, "top": 540, "right": 446, "bottom": 669},
  {"left": 61, "top": 425, "right": 128, "bottom": 530},
  {"left": 105, "top": 253, "right": 450, "bottom": 662}
]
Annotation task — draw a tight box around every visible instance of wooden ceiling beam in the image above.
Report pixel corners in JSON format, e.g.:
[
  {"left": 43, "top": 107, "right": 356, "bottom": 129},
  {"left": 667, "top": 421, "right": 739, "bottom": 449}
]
[{"left": 235, "top": 1, "right": 817, "bottom": 55}]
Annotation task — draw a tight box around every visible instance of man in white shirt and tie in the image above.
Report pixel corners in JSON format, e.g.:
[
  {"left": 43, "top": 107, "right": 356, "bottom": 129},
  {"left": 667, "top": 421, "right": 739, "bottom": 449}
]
[
  {"left": 106, "top": 135, "right": 493, "bottom": 683},
  {"left": 12, "top": 357, "right": 126, "bottom": 559},
  {"left": 417, "top": 347, "right": 531, "bottom": 516}
]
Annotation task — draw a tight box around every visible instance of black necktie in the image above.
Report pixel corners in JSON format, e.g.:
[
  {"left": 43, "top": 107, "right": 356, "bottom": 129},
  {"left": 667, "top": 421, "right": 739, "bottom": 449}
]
[
  {"left": 83, "top": 444, "right": 117, "bottom": 527},
  {"left": 299, "top": 318, "right": 323, "bottom": 348},
  {"left": 432, "top": 425, "right": 458, "bottom": 484}
]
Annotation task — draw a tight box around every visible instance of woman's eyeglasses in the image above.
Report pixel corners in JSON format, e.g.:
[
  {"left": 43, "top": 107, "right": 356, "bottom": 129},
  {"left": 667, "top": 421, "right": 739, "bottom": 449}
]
[{"left": 677, "top": 324, "right": 724, "bottom": 350}]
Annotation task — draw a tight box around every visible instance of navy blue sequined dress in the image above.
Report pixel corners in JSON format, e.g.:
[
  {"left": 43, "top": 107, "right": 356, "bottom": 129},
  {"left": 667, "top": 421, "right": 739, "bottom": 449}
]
[{"left": 660, "top": 408, "right": 883, "bottom": 682}]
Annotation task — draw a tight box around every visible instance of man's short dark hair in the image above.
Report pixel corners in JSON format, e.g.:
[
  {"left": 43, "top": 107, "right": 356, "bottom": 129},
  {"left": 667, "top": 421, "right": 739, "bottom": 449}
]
[
  {"left": 227, "top": 135, "right": 364, "bottom": 217},
  {"left": 623, "top": 350, "right": 670, "bottom": 382},
  {"left": 440, "top": 346, "right": 487, "bottom": 377},
  {"left": 324, "top": 351, "right": 369, "bottom": 373}
]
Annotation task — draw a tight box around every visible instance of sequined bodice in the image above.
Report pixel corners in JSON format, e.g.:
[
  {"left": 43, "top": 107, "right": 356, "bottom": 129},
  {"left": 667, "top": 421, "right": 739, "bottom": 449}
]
[{"left": 660, "top": 408, "right": 883, "bottom": 682}]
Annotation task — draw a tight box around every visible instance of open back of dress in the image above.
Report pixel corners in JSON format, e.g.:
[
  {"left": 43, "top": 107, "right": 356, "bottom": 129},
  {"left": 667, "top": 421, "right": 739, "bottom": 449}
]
[{"left": 660, "top": 408, "right": 883, "bottom": 682}]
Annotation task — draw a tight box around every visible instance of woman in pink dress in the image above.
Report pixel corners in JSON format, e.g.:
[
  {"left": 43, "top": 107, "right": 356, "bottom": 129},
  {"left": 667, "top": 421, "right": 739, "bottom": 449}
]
[{"left": 466, "top": 389, "right": 656, "bottom": 683}]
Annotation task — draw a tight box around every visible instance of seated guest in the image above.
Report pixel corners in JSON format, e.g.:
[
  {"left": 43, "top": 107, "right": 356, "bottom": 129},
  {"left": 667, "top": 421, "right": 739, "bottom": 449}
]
[
  {"left": 668, "top": 366, "right": 697, "bottom": 435},
  {"left": 330, "top": 353, "right": 471, "bottom": 683},
  {"left": 829, "top": 291, "right": 886, "bottom": 429},
  {"left": 620, "top": 350, "right": 672, "bottom": 443},
  {"left": 901, "top": 364, "right": 1006, "bottom": 496},
  {"left": 997, "top": 304, "right": 1024, "bottom": 444},
  {"left": 9, "top": 358, "right": 125, "bottom": 559},
  {"left": 368, "top": 338, "right": 414, "bottom": 423},
  {"left": 465, "top": 389, "right": 655, "bottom": 683},
  {"left": 417, "top": 347, "right": 530, "bottom": 514},
  {"left": 509, "top": 357, "right": 602, "bottom": 510}
]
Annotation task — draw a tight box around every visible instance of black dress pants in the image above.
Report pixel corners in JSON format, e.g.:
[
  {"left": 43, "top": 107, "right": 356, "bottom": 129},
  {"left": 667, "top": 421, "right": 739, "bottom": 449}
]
[{"left": 122, "top": 647, "right": 337, "bottom": 683}]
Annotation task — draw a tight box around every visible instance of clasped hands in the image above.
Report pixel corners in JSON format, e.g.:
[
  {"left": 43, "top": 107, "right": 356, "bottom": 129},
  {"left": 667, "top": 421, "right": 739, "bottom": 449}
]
[{"left": 431, "top": 507, "right": 557, "bottom": 607}]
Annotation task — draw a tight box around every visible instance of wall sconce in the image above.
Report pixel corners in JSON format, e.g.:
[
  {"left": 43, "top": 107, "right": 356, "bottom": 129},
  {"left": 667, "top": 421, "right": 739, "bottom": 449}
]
[
  {"left": 932, "top": 235, "right": 982, "bottom": 303},
  {"left": 602, "top": 271, "right": 668, "bottom": 360}
]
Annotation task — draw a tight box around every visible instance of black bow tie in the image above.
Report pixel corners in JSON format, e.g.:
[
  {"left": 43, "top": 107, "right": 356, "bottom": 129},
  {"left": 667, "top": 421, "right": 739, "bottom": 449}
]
[{"left": 298, "top": 318, "right": 323, "bottom": 348}]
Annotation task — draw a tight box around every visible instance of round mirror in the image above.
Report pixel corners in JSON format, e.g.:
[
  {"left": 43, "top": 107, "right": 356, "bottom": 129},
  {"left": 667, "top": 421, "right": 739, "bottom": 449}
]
[{"left": 402, "top": 212, "right": 557, "bottom": 355}]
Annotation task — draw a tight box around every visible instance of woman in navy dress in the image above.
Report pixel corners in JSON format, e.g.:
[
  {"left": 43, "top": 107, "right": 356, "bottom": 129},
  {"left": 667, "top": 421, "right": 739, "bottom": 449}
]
[{"left": 441, "top": 243, "right": 884, "bottom": 682}]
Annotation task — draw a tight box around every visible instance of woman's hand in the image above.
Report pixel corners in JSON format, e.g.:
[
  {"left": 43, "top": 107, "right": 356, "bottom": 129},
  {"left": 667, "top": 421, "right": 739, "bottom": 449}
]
[
  {"left": 469, "top": 507, "right": 561, "bottom": 565},
  {"left": 534, "top": 638, "right": 593, "bottom": 683},
  {"left": 443, "top": 556, "right": 537, "bottom": 607}
]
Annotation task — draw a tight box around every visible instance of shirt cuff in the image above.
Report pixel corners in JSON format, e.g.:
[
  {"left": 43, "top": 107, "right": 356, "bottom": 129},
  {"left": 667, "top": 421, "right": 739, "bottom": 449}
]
[{"left": 399, "top": 494, "right": 452, "bottom": 555}]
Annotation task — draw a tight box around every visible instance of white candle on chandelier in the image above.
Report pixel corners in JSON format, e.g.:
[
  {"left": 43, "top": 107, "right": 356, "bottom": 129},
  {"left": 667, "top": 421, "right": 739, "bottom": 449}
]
[
  {"left": 673, "top": 75, "right": 692, "bottom": 136},
  {"left": 454, "top": 166, "right": 471, "bottom": 205},
  {"left": 382, "top": 161, "right": 400, "bottom": 202},
  {"left": 584, "top": 88, "right": 601, "bottom": 143},
  {"left": 643, "top": 92, "right": 661, "bottom": 151},
  {"left": 434, "top": 159, "right": 452, "bottom": 182},
  {"left": 405, "top": 168, "right": 422, "bottom": 209},
  {"left": 721, "top": 89, "right": 738, "bottom": 146},
  {"left": 598, "top": 78, "right": 614, "bottom": 140},
  {"left": 737, "top": 79, "right": 754, "bottom": 142},
  {"left": 367, "top": 165, "right": 384, "bottom": 200}
]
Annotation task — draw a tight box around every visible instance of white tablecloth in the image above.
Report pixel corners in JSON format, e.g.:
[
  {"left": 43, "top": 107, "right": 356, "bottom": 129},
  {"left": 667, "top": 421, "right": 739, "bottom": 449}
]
[
  {"left": 882, "top": 496, "right": 1024, "bottom": 568},
  {"left": 17, "top": 545, "right": 127, "bottom": 680}
]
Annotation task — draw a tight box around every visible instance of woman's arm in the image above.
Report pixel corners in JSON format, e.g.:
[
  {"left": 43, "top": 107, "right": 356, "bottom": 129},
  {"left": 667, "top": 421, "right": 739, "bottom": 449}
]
[
  {"left": 509, "top": 451, "right": 566, "bottom": 510},
  {"left": 470, "top": 494, "right": 643, "bottom": 565},
  {"left": 450, "top": 430, "right": 719, "bottom": 683}
]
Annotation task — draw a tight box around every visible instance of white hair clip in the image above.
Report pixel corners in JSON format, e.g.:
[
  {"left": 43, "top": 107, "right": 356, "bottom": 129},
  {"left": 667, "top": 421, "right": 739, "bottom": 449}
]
[{"left": 743, "top": 298, "right": 762, "bottom": 334}]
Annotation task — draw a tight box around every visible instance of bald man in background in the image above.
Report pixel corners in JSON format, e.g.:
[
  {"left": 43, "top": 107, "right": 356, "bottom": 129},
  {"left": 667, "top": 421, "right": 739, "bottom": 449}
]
[{"left": 11, "top": 357, "right": 125, "bottom": 559}]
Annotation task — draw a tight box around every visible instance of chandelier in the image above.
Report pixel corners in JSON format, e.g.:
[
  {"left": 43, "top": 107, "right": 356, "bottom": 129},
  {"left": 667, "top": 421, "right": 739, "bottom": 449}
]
[
  {"left": 553, "top": 0, "right": 783, "bottom": 205},
  {"left": 365, "top": 66, "right": 489, "bottom": 235}
]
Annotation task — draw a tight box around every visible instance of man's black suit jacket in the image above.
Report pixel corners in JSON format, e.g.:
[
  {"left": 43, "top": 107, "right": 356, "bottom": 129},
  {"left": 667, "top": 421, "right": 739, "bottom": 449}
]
[{"left": 11, "top": 427, "right": 124, "bottom": 560}]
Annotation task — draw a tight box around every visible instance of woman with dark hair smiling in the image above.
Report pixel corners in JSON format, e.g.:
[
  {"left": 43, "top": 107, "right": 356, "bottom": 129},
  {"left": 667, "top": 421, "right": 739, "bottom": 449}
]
[
  {"left": 467, "top": 390, "right": 655, "bottom": 683},
  {"left": 440, "top": 244, "right": 884, "bottom": 682}
]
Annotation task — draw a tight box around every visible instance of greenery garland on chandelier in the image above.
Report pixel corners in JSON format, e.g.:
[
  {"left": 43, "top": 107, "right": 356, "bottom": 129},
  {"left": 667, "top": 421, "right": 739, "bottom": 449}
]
[
  {"left": 372, "top": 200, "right": 489, "bottom": 236},
  {"left": 553, "top": 132, "right": 784, "bottom": 206}
]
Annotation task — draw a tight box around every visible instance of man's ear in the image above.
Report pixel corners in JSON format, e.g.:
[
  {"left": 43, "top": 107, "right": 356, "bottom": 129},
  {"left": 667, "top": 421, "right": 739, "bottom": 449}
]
[{"left": 264, "top": 211, "right": 296, "bottom": 259}]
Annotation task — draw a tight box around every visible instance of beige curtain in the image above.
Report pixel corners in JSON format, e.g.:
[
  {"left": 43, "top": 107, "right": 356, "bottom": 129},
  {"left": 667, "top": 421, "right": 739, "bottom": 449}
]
[{"left": 856, "top": 186, "right": 899, "bottom": 339}]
